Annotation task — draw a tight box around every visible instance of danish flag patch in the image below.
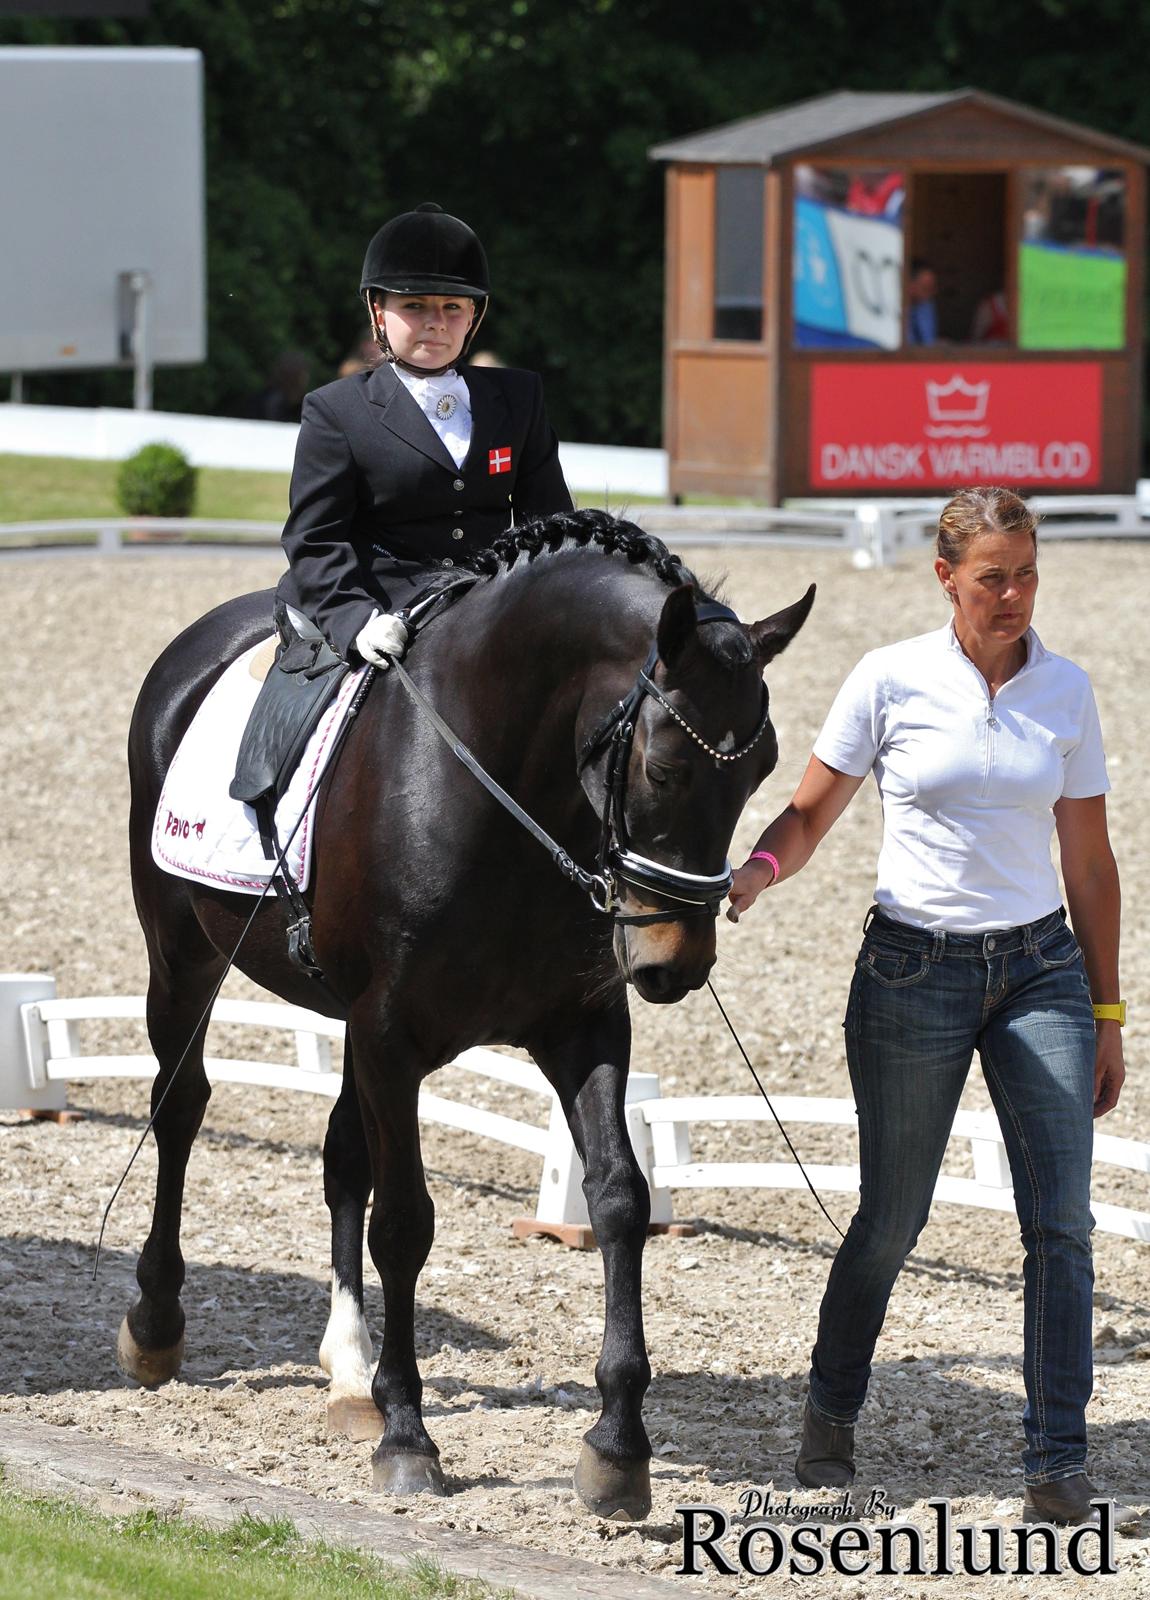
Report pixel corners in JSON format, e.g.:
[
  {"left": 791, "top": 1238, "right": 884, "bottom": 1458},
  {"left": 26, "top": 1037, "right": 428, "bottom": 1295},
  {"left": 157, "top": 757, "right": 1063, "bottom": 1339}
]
[{"left": 488, "top": 447, "right": 512, "bottom": 475}]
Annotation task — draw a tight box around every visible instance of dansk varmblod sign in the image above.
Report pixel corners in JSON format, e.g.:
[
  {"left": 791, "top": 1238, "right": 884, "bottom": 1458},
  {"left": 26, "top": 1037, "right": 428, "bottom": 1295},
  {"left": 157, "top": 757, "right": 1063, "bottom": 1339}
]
[{"left": 810, "top": 363, "right": 1102, "bottom": 489}]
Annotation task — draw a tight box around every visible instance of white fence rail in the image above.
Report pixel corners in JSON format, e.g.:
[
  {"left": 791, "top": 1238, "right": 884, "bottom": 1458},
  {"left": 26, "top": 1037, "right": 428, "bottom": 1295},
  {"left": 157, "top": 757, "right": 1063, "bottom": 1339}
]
[
  {"left": 3, "top": 975, "right": 1148, "bottom": 1243},
  {"left": 5, "top": 489, "right": 1150, "bottom": 568}
]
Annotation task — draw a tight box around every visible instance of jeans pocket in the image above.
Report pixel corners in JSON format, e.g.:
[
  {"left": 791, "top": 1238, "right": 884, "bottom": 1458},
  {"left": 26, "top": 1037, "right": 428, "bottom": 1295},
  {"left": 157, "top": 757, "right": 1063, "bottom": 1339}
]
[
  {"left": 1034, "top": 927, "right": 1084, "bottom": 971},
  {"left": 858, "top": 942, "right": 932, "bottom": 988}
]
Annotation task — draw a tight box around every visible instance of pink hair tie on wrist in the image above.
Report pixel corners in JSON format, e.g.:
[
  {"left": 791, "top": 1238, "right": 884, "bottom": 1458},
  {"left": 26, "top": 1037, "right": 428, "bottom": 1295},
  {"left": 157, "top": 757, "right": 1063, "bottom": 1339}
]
[{"left": 748, "top": 849, "right": 780, "bottom": 882}]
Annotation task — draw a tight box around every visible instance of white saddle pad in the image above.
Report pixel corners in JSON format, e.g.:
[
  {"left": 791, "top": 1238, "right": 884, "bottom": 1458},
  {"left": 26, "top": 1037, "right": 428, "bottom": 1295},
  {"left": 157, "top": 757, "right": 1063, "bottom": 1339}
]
[{"left": 152, "top": 639, "right": 365, "bottom": 895}]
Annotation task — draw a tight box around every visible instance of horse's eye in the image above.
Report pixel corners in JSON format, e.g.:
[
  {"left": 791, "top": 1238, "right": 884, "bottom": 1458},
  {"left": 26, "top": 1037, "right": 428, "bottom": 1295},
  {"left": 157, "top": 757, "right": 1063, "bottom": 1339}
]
[{"left": 645, "top": 760, "right": 686, "bottom": 788}]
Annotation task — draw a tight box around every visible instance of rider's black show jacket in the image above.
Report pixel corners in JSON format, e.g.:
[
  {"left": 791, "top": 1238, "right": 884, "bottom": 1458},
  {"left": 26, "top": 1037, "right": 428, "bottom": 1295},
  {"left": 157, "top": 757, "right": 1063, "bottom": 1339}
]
[{"left": 275, "top": 362, "right": 573, "bottom": 660}]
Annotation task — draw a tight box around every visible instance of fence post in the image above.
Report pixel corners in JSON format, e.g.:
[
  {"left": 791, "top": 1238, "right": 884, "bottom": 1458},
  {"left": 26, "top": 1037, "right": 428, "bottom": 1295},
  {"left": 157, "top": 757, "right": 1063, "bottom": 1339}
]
[
  {"left": 623, "top": 1072, "right": 672, "bottom": 1225},
  {"left": 0, "top": 974, "right": 63, "bottom": 1112},
  {"left": 850, "top": 504, "right": 894, "bottom": 569},
  {"left": 518, "top": 1069, "right": 669, "bottom": 1247},
  {"left": 970, "top": 1135, "right": 1012, "bottom": 1192}
]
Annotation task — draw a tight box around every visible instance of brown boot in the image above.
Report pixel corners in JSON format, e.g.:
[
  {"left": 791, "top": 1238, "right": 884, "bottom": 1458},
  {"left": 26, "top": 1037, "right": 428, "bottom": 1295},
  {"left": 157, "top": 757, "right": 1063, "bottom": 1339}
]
[
  {"left": 795, "top": 1395, "right": 856, "bottom": 1489},
  {"left": 1022, "top": 1474, "right": 1139, "bottom": 1528}
]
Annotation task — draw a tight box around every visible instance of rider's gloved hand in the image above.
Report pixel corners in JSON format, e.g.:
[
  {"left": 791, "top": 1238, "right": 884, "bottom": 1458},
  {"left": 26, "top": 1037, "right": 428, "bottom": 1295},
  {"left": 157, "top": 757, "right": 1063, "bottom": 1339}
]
[{"left": 354, "top": 611, "right": 409, "bottom": 669}]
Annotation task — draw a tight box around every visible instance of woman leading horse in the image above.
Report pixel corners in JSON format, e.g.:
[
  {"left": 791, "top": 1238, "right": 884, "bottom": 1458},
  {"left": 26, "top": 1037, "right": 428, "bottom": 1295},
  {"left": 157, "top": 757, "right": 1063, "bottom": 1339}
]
[{"left": 122, "top": 510, "right": 814, "bottom": 1517}]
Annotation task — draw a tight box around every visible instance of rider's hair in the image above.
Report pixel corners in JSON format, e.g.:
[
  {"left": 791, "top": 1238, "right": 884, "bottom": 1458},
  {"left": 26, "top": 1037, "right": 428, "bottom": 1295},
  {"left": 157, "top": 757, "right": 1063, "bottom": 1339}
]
[{"left": 937, "top": 486, "right": 1039, "bottom": 567}]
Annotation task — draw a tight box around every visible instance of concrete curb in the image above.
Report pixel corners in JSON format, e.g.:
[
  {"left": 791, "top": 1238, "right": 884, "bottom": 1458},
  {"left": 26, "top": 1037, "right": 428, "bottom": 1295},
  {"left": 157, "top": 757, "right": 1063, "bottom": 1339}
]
[{"left": 0, "top": 1416, "right": 682, "bottom": 1600}]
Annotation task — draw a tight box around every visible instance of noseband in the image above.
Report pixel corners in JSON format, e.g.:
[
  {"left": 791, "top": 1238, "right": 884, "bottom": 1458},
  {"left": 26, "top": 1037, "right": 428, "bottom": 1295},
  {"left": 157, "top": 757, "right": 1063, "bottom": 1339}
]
[{"left": 579, "top": 603, "right": 772, "bottom": 926}]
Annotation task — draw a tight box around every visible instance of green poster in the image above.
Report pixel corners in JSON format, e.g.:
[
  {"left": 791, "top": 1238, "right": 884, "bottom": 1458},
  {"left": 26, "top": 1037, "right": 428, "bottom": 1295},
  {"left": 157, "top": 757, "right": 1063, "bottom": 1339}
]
[{"left": 1018, "top": 243, "right": 1126, "bottom": 350}]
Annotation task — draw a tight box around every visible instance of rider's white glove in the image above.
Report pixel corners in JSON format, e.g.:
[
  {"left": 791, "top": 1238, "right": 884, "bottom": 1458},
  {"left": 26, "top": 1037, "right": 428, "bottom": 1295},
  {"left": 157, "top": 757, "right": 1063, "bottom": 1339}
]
[{"left": 355, "top": 610, "right": 409, "bottom": 669}]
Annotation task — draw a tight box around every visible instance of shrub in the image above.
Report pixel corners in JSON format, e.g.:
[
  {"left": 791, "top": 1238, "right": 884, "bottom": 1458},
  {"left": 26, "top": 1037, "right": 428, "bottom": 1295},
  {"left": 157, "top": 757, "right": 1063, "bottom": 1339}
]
[{"left": 116, "top": 442, "right": 198, "bottom": 518}]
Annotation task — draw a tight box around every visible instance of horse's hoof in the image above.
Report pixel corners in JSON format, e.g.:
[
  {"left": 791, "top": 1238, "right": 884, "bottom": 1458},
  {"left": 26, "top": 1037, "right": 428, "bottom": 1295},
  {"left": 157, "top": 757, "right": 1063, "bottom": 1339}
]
[
  {"left": 371, "top": 1446, "right": 447, "bottom": 1497},
  {"left": 116, "top": 1317, "right": 185, "bottom": 1387},
  {"left": 573, "top": 1440, "right": 652, "bottom": 1521},
  {"left": 327, "top": 1395, "right": 385, "bottom": 1442}
]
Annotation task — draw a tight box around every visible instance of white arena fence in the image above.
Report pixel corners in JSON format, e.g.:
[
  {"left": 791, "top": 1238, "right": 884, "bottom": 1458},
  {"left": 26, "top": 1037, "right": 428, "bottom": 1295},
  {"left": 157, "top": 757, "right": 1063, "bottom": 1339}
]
[
  {"left": 4, "top": 486, "right": 1150, "bottom": 568},
  {"left": 4, "top": 974, "right": 1149, "bottom": 1244},
  {"left": 0, "top": 402, "right": 669, "bottom": 498}
]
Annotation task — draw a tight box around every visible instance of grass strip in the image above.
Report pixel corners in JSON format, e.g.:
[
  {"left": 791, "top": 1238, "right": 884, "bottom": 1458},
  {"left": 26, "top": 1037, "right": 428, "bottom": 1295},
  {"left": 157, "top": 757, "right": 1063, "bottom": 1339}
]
[
  {"left": 0, "top": 1477, "right": 515, "bottom": 1600},
  {"left": 0, "top": 454, "right": 291, "bottom": 525}
]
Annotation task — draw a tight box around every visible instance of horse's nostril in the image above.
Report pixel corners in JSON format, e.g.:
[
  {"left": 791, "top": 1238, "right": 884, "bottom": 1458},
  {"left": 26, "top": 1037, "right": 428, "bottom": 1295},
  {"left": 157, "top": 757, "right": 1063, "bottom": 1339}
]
[{"left": 632, "top": 964, "right": 680, "bottom": 1001}]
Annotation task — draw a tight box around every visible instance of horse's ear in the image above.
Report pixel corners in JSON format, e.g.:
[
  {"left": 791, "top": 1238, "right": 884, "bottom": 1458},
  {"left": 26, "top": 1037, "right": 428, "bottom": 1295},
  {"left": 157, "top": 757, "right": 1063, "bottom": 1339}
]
[
  {"left": 749, "top": 583, "right": 816, "bottom": 667},
  {"left": 656, "top": 584, "right": 699, "bottom": 670}
]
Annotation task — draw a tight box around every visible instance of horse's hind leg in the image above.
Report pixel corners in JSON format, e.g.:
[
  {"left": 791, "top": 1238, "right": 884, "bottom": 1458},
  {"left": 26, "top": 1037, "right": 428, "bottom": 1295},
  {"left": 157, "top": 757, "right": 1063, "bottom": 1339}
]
[
  {"left": 350, "top": 1020, "right": 445, "bottom": 1496},
  {"left": 532, "top": 1006, "right": 653, "bottom": 1521},
  {"left": 117, "top": 905, "right": 224, "bottom": 1386},
  {"left": 319, "top": 1039, "right": 383, "bottom": 1441}
]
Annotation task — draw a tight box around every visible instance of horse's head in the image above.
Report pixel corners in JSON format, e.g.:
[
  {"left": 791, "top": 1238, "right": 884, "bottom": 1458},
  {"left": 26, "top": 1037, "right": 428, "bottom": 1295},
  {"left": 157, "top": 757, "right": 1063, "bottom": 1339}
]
[{"left": 580, "top": 580, "right": 814, "bottom": 1004}]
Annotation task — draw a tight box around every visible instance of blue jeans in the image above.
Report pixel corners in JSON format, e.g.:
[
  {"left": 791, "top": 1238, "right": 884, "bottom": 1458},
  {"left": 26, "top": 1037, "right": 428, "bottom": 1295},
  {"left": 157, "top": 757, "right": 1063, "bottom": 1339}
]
[{"left": 808, "top": 906, "right": 1097, "bottom": 1485}]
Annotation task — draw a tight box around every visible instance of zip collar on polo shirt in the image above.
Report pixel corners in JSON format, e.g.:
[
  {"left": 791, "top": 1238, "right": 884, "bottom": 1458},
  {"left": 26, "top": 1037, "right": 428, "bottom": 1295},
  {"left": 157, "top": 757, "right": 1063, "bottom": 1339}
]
[{"left": 941, "top": 619, "right": 1048, "bottom": 690}]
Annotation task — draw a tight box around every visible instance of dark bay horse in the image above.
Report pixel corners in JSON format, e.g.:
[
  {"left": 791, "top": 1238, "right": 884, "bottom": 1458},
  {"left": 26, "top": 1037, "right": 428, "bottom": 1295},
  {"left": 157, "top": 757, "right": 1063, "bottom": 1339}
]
[{"left": 122, "top": 509, "right": 813, "bottom": 1518}]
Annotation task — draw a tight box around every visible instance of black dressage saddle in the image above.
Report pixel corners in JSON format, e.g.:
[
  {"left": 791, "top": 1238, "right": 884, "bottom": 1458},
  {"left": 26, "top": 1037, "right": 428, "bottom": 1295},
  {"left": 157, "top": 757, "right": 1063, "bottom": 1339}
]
[{"left": 228, "top": 602, "right": 349, "bottom": 859}]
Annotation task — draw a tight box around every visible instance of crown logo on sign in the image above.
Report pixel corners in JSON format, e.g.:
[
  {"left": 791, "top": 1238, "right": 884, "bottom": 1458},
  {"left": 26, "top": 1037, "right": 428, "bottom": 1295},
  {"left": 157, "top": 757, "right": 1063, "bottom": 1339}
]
[{"left": 926, "top": 374, "right": 990, "bottom": 424}]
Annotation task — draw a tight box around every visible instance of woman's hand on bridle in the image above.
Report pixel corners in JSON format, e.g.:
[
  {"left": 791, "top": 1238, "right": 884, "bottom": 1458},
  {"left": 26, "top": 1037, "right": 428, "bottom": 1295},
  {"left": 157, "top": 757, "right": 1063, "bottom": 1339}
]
[{"left": 726, "top": 858, "right": 776, "bottom": 923}]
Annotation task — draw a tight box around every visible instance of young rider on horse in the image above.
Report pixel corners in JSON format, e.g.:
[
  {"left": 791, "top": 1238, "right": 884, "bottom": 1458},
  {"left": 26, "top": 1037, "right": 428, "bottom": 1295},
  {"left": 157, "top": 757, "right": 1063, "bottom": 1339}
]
[{"left": 274, "top": 202, "right": 573, "bottom": 667}]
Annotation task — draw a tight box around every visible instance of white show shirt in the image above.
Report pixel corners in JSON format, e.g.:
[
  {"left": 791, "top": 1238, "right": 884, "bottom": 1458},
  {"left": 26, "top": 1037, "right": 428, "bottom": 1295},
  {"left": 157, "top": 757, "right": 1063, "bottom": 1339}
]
[
  {"left": 813, "top": 622, "right": 1110, "bottom": 933},
  {"left": 395, "top": 367, "right": 472, "bottom": 468}
]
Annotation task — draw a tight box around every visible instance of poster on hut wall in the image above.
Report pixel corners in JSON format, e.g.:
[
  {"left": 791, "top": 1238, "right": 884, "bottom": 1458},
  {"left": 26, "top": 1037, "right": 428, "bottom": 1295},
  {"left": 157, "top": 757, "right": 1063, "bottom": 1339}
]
[
  {"left": 1018, "top": 243, "right": 1126, "bottom": 350},
  {"left": 809, "top": 362, "right": 1102, "bottom": 490}
]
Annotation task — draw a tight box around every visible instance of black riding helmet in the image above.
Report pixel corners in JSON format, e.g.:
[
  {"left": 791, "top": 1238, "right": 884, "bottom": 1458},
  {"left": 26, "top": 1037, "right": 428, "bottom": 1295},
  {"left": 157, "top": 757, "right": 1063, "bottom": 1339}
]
[
  {"left": 361, "top": 202, "right": 490, "bottom": 371},
  {"left": 360, "top": 202, "right": 490, "bottom": 300}
]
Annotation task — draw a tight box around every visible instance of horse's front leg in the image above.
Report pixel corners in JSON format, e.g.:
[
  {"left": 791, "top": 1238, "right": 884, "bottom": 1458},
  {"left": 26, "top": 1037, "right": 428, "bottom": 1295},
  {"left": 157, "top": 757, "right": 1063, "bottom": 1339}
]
[
  {"left": 319, "top": 1037, "right": 384, "bottom": 1441},
  {"left": 350, "top": 1018, "right": 445, "bottom": 1496},
  {"left": 532, "top": 1003, "right": 653, "bottom": 1520}
]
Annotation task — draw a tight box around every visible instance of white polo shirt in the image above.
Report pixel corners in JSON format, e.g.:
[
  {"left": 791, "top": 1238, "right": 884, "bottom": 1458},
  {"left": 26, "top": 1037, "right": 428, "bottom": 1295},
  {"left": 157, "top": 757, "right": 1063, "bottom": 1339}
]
[{"left": 813, "top": 622, "right": 1110, "bottom": 933}]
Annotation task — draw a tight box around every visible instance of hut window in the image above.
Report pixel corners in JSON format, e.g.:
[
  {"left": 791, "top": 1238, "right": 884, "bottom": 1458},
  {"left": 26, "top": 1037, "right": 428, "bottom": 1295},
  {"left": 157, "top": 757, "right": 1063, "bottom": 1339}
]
[
  {"left": 792, "top": 165, "right": 904, "bottom": 350},
  {"left": 713, "top": 168, "right": 763, "bottom": 340},
  {"left": 909, "top": 173, "right": 1008, "bottom": 344},
  {"left": 1018, "top": 168, "right": 1126, "bottom": 349}
]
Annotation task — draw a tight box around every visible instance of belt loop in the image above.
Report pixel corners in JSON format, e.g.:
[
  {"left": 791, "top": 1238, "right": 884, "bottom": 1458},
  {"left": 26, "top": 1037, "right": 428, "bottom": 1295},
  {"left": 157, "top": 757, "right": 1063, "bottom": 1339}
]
[
  {"left": 1023, "top": 921, "right": 1036, "bottom": 957},
  {"left": 932, "top": 930, "right": 946, "bottom": 962}
]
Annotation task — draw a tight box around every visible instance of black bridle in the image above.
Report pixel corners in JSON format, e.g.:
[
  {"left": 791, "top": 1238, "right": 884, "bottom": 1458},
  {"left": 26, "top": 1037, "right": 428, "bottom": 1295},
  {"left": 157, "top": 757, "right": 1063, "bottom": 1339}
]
[
  {"left": 388, "top": 598, "right": 771, "bottom": 928},
  {"left": 577, "top": 602, "right": 772, "bottom": 926}
]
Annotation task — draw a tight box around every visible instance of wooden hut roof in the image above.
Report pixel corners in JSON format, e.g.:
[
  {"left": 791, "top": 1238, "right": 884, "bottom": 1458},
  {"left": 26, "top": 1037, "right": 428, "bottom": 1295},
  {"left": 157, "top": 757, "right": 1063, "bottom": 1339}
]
[{"left": 649, "top": 89, "right": 1150, "bottom": 167}]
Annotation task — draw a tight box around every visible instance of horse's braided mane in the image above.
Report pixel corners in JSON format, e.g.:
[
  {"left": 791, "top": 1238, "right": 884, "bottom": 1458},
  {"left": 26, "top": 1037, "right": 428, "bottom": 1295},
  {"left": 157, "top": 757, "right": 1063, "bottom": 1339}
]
[{"left": 462, "top": 507, "right": 702, "bottom": 595}]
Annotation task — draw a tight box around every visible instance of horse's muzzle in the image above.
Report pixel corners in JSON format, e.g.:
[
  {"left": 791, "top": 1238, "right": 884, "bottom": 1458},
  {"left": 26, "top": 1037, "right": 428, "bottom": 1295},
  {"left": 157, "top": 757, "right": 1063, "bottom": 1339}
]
[{"left": 614, "top": 920, "right": 717, "bottom": 1004}]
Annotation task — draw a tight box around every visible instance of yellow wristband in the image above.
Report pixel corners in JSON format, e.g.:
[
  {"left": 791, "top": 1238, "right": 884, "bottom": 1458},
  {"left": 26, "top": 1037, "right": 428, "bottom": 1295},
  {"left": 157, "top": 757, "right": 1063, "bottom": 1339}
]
[{"left": 1092, "top": 1003, "right": 1126, "bottom": 1025}]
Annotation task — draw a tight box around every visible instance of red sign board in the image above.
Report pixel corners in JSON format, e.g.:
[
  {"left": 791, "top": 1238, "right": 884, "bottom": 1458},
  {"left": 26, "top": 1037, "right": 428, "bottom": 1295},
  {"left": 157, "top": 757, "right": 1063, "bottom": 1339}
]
[{"left": 810, "top": 362, "right": 1102, "bottom": 490}]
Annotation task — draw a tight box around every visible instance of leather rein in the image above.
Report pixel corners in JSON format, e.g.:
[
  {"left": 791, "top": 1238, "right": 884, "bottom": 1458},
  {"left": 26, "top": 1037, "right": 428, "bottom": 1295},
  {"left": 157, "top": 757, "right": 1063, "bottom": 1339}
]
[{"left": 391, "top": 599, "right": 771, "bottom": 927}]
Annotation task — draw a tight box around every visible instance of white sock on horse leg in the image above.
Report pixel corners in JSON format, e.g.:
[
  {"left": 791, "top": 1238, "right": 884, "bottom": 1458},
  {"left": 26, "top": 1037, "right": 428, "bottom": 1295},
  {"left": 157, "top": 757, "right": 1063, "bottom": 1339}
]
[{"left": 318, "top": 1277, "right": 374, "bottom": 1398}]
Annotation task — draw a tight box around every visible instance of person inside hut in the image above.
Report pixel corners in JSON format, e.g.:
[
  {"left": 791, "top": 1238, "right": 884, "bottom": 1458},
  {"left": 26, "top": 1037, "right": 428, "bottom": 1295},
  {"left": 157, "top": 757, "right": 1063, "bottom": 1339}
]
[{"left": 906, "top": 258, "right": 939, "bottom": 345}]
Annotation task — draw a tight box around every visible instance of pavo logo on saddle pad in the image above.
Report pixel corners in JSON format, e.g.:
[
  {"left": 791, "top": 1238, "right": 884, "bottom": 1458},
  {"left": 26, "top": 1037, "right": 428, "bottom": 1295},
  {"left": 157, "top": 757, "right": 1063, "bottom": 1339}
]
[{"left": 163, "top": 811, "right": 206, "bottom": 841}]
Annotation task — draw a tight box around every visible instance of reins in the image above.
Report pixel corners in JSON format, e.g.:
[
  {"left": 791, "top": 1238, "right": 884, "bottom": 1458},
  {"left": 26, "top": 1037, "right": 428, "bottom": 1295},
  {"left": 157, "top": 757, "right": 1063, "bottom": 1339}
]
[
  {"left": 388, "top": 656, "right": 617, "bottom": 912},
  {"left": 389, "top": 615, "right": 766, "bottom": 925}
]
